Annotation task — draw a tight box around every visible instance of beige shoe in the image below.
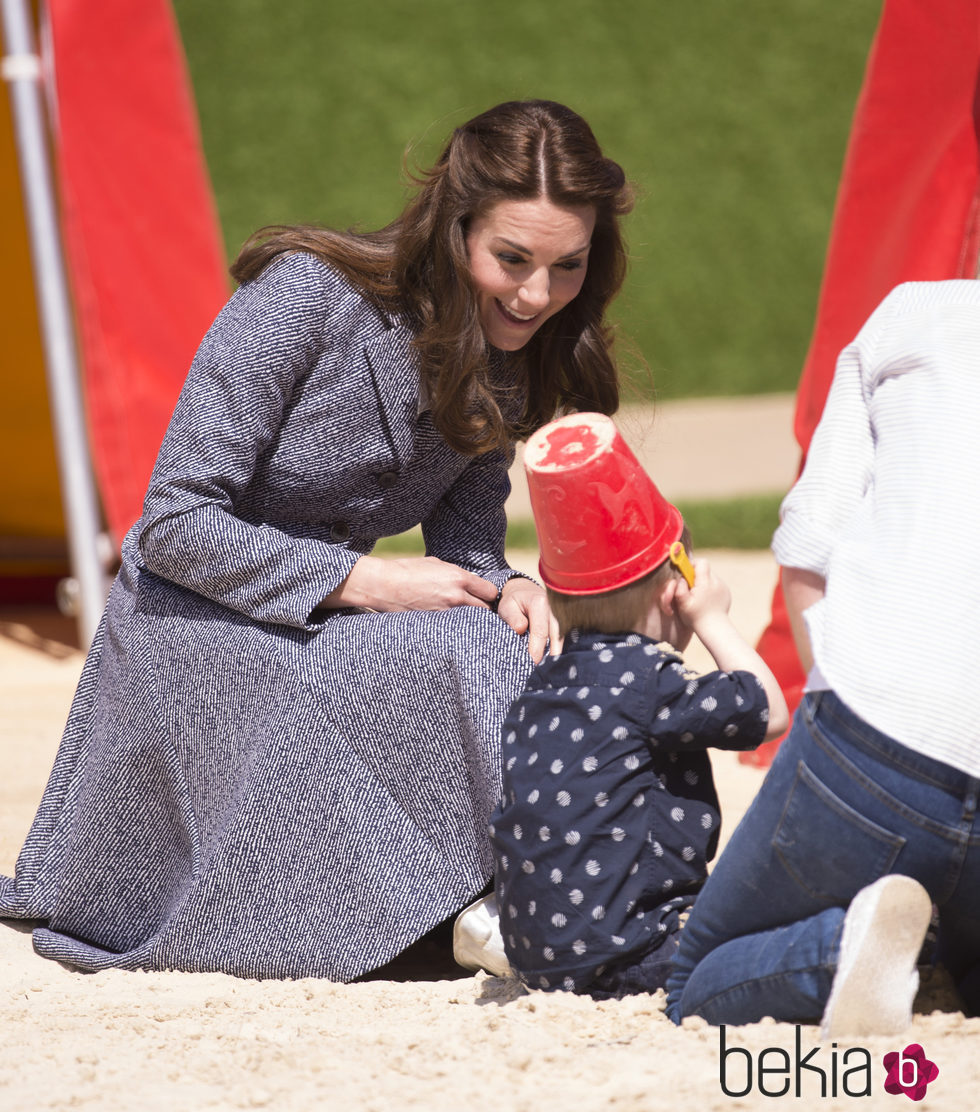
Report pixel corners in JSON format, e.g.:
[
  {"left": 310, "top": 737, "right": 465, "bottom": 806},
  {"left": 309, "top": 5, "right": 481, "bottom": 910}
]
[
  {"left": 452, "top": 894, "right": 513, "bottom": 978},
  {"left": 820, "top": 875, "right": 932, "bottom": 1040}
]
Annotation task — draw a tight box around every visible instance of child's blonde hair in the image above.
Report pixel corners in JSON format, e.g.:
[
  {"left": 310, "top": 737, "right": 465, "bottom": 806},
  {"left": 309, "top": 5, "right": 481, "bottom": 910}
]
[{"left": 547, "top": 524, "right": 692, "bottom": 638}]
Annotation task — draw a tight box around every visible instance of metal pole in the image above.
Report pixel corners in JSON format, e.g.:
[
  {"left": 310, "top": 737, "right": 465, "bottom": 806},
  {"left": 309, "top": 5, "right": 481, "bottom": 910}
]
[{"left": 2, "top": 0, "right": 108, "bottom": 646}]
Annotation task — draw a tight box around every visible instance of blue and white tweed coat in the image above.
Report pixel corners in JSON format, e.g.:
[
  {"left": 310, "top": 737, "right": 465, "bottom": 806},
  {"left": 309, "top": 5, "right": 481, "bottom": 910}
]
[{"left": 0, "top": 254, "right": 534, "bottom": 980}]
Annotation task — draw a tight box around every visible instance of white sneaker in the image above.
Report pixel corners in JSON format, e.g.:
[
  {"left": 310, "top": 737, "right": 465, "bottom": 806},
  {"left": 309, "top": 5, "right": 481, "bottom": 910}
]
[
  {"left": 452, "top": 894, "right": 513, "bottom": 978},
  {"left": 820, "top": 875, "right": 932, "bottom": 1040}
]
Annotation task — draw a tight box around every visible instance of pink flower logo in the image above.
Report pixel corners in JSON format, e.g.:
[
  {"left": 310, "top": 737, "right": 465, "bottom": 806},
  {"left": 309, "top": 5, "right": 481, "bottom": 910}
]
[{"left": 883, "top": 1043, "right": 939, "bottom": 1101}]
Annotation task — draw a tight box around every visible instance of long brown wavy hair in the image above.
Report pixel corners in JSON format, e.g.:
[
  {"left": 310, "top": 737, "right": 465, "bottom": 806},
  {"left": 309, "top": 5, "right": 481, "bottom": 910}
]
[{"left": 231, "top": 100, "right": 634, "bottom": 455}]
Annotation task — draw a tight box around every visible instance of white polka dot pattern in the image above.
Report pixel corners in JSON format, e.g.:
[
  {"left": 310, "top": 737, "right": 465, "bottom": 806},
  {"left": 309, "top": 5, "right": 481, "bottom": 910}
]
[{"left": 489, "top": 629, "right": 770, "bottom": 993}]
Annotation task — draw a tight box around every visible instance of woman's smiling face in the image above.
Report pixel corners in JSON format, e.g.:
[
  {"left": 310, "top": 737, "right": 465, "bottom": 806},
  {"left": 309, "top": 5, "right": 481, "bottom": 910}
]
[{"left": 465, "top": 197, "right": 596, "bottom": 351}]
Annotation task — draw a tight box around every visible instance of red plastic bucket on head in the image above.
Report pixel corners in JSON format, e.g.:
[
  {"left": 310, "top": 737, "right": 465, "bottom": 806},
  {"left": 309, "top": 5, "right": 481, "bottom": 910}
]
[{"left": 524, "top": 412, "right": 683, "bottom": 595}]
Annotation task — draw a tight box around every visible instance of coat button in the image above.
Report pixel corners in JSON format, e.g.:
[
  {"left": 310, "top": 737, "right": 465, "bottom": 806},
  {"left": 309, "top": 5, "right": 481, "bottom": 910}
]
[
  {"left": 330, "top": 522, "right": 351, "bottom": 543},
  {"left": 377, "top": 470, "right": 399, "bottom": 489}
]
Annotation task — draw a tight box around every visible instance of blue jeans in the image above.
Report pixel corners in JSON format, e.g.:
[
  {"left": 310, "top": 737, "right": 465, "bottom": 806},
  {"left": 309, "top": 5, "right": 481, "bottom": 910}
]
[{"left": 665, "top": 691, "right": 980, "bottom": 1025}]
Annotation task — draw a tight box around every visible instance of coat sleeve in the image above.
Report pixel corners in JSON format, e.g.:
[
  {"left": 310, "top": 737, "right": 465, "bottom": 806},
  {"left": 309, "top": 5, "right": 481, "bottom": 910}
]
[
  {"left": 421, "top": 441, "right": 531, "bottom": 591},
  {"left": 137, "top": 254, "right": 361, "bottom": 629}
]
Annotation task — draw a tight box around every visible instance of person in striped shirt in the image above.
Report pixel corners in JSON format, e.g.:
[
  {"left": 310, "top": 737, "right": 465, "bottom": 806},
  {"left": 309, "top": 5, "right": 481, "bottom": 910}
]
[{"left": 667, "top": 280, "right": 980, "bottom": 1038}]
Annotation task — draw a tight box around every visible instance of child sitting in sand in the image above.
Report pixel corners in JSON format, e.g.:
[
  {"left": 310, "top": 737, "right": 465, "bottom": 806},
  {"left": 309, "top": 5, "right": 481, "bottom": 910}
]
[{"left": 454, "top": 412, "right": 788, "bottom": 995}]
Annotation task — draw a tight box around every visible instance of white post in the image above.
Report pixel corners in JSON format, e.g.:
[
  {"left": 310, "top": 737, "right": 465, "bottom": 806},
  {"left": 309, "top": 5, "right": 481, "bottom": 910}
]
[{"left": 2, "top": 0, "right": 109, "bottom": 646}]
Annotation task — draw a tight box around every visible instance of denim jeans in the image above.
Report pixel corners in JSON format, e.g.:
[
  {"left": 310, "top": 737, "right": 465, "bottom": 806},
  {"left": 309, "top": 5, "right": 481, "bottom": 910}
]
[{"left": 665, "top": 691, "right": 980, "bottom": 1025}]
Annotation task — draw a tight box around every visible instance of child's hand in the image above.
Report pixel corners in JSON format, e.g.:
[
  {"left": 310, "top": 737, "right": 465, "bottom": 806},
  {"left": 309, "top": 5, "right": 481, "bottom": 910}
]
[
  {"left": 664, "top": 557, "right": 790, "bottom": 742},
  {"left": 664, "top": 558, "right": 732, "bottom": 630}
]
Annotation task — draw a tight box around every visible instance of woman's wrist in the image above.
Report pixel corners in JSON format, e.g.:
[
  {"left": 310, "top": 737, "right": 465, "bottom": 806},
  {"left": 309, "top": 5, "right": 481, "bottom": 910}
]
[{"left": 320, "top": 555, "right": 379, "bottom": 610}]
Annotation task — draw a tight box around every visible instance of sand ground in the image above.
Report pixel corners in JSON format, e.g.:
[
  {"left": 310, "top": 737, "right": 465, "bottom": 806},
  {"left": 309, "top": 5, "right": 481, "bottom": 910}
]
[{"left": 2, "top": 396, "right": 976, "bottom": 1110}]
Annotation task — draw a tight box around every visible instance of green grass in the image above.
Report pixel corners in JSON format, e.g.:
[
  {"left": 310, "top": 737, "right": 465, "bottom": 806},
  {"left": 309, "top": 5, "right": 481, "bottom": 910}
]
[
  {"left": 172, "top": 0, "right": 882, "bottom": 400},
  {"left": 371, "top": 492, "right": 782, "bottom": 558},
  {"left": 674, "top": 493, "right": 782, "bottom": 551}
]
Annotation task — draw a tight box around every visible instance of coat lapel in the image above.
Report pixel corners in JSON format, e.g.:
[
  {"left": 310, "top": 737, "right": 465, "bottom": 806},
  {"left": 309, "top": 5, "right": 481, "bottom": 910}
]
[{"left": 363, "top": 320, "right": 421, "bottom": 467}]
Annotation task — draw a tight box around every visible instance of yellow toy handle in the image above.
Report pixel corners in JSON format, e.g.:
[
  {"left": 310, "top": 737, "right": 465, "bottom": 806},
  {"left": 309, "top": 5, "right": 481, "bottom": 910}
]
[{"left": 669, "top": 541, "right": 696, "bottom": 588}]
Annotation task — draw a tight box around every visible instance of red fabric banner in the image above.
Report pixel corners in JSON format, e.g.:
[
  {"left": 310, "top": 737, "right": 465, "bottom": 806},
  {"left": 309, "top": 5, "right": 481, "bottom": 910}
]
[
  {"left": 48, "top": 0, "right": 228, "bottom": 546},
  {"left": 748, "top": 0, "right": 980, "bottom": 765}
]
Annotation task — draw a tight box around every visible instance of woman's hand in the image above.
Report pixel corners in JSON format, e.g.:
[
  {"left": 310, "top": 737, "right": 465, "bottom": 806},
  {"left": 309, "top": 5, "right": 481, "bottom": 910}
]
[
  {"left": 321, "top": 555, "right": 500, "bottom": 613},
  {"left": 497, "top": 577, "right": 561, "bottom": 663}
]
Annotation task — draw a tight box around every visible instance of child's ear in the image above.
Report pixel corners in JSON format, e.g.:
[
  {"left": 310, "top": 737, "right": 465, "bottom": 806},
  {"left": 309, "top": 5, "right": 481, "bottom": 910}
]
[{"left": 659, "top": 578, "right": 678, "bottom": 615}]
